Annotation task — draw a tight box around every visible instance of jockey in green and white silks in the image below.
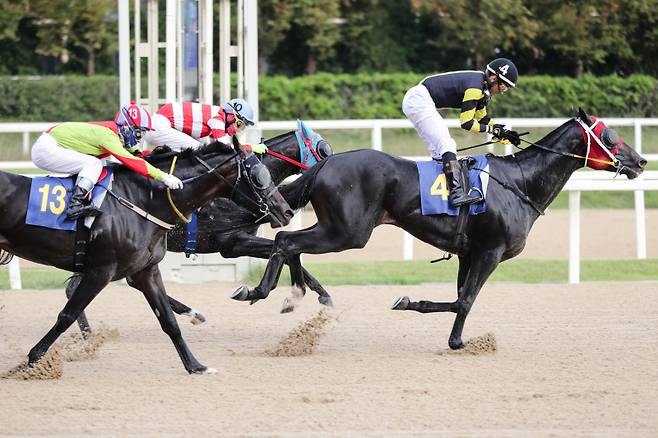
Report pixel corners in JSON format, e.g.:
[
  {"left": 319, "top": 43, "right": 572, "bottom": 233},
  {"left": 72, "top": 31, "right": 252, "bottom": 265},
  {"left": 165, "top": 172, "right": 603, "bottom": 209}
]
[
  {"left": 402, "top": 58, "right": 521, "bottom": 208},
  {"left": 31, "top": 101, "right": 183, "bottom": 220}
]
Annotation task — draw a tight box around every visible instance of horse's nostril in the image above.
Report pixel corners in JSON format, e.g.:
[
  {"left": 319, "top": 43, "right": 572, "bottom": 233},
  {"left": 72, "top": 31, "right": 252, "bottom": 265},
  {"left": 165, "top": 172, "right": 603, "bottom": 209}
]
[
  {"left": 639, "top": 159, "right": 647, "bottom": 168},
  {"left": 285, "top": 209, "right": 294, "bottom": 219}
]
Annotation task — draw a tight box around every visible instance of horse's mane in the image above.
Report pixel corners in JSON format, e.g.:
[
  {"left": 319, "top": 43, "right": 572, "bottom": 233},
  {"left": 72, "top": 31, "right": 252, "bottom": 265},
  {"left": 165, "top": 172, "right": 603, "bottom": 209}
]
[
  {"left": 144, "top": 140, "right": 235, "bottom": 166},
  {"left": 264, "top": 130, "right": 295, "bottom": 147}
]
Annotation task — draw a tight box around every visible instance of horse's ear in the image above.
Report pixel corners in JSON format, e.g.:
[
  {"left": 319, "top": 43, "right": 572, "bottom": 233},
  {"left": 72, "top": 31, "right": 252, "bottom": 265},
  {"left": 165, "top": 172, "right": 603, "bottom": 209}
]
[
  {"left": 297, "top": 119, "right": 313, "bottom": 138},
  {"left": 578, "top": 107, "right": 593, "bottom": 125}
]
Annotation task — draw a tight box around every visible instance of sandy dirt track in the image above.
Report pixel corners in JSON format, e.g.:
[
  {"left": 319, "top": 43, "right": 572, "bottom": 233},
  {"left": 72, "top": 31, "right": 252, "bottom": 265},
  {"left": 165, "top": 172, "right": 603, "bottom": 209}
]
[{"left": 1, "top": 280, "right": 657, "bottom": 437}]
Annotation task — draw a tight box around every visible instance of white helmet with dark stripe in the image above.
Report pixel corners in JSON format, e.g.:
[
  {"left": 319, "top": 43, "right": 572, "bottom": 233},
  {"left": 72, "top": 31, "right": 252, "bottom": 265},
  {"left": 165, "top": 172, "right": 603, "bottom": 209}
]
[{"left": 486, "top": 58, "right": 518, "bottom": 88}]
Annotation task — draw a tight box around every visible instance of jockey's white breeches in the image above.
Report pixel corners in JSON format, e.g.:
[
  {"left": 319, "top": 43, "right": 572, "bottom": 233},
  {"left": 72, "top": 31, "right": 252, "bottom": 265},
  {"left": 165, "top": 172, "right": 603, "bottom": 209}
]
[
  {"left": 143, "top": 113, "right": 203, "bottom": 151},
  {"left": 31, "top": 133, "right": 103, "bottom": 183},
  {"left": 402, "top": 84, "right": 457, "bottom": 159}
]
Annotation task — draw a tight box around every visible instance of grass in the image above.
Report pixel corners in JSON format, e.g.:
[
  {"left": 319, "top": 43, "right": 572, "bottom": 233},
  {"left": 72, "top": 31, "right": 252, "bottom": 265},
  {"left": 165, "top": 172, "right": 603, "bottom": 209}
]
[
  {"left": 0, "top": 268, "right": 72, "bottom": 289},
  {"left": 246, "top": 258, "right": 658, "bottom": 286},
  {"left": 1, "top": 258, "right": 655, "bottom": 290}
]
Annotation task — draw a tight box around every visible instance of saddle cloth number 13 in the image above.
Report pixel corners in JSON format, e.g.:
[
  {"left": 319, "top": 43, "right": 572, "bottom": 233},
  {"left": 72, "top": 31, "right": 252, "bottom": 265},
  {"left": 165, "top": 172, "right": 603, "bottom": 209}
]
[{"left": 38, "top": 183, "right": 67, "bottom": 215}]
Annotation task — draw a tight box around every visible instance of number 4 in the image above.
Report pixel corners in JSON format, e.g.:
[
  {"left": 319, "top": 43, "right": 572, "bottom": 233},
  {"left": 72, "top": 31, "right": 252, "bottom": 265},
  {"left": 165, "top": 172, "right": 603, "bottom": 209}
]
[{"left": 430, "top": 173, "right": 449, "bottom": 200}]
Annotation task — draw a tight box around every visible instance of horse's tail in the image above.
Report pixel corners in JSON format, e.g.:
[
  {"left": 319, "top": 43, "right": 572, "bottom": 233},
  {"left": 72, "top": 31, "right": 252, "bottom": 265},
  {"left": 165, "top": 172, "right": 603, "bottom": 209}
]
[{"left": 279, "top": 158, "right": 330, "bottom": 210}]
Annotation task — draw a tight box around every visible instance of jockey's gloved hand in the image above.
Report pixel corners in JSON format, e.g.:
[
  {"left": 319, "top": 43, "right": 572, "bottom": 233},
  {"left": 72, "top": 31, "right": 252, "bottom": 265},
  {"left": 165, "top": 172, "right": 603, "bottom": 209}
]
[
  {"left": 163, "top": 174, "right": 184, "bottom": 190},
  {"left": 490, "top": 124, "right": 508, "bottom": 140},
  {"left": 249, "top": 143, "right": 268, "bottom": 154},
  {"left": 505, "top": 130, "right": 522, "bottom": 146}
]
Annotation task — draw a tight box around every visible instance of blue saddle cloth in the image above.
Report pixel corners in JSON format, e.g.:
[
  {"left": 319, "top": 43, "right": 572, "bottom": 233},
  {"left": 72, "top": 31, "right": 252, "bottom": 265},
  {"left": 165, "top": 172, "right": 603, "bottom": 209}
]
[
  {"left": 417, "top": 155, "right": 488, "bottom": 216},
  {"left": 25, "top": 169, "right": 113, "bottom": 231}
]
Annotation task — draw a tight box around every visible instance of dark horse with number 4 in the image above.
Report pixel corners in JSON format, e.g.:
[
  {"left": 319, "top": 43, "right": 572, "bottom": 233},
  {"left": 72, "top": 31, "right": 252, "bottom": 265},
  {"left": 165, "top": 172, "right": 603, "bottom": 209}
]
[
  {"left": 0, "top": 139, "right": 293, "bottom": 374},
  {"left": 232, "top": 109, "right": 647, "bottom": 350}
]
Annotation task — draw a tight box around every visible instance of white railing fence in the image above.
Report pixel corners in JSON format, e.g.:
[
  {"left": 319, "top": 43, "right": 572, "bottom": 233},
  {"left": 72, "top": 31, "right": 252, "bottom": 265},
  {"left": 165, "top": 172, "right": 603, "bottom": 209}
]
[{"left": 1, "top": 118, "right": 657, "bottom": 287}]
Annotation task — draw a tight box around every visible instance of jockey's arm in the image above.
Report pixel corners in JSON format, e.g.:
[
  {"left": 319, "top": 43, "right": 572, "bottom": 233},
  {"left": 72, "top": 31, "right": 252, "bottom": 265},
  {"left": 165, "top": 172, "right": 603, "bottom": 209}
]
[
  {"left": 207, "top": 112, "right": 237, "bottom": 146},
  {"left": 459, "top": 88, "right": 492, "bottom": 133},
  {"left": 100, "top": 138, "right": 166, "bottom": 182}
]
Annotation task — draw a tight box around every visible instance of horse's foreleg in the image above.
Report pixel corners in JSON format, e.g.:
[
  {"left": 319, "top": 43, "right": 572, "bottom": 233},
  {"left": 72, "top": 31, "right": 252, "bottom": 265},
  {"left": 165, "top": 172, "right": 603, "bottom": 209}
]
[
  {"left": 280, "top": 254, "right": 306, "bottom": 313},
  {"left": 167, "top": 296, "right": 206, "bottom": 325},
  {"left": 225, "top": 233, "right": 332, "bottom": 305},
  {"left": 446, "top": 251, "right": 501, "bottom": 349},
  {"left": 65, "top": 273, "right": 92, "bottom": 337},
  {"left": 29, "top": 273, "right": 110, "bottom": 365},
  {"left": 231, "top": 249, "right": 286, "bottom": 303},
  {"left": 130, "top": 264, "right": 214, "bottom": 374},
  {"left": 392, "top": 250, "right": 501, "bottom": 349}
]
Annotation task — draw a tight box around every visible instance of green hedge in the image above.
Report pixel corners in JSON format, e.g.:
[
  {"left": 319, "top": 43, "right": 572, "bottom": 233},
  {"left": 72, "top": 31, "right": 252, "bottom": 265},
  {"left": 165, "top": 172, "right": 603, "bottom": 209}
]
[{"left": 1, "top": 73, "right": 656, "bottom": 122}]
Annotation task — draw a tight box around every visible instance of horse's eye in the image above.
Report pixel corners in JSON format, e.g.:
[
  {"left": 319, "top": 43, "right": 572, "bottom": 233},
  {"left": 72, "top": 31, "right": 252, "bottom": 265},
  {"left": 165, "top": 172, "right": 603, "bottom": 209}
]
[
  {"left": 316, "top": 140, "right": 333, "bottom": 158},
  {"left": 250, "top": 163, "right": 272, "bottom": 189},
  {"left": 601, "top": 128, "right": 619, "bottom": 149}
]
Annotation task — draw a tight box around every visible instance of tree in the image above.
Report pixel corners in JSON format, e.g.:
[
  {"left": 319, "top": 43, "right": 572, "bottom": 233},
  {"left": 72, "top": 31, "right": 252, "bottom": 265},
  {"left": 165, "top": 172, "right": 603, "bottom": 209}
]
[
  {"left": 258, "top": 0, "right": 293, "bottom": 75},
  {"left": 411, "top": 0, "right": 539, "bottom": 70}
]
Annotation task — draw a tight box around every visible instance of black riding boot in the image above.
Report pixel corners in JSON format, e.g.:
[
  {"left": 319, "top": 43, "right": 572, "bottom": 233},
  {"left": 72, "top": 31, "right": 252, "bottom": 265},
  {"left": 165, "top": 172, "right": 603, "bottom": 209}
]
[
  {"left": 442, "top": 153, "right": 482, "bottom": 208},
  {"left": 66, "top": 185, "right": 102, "bottom": 220}
]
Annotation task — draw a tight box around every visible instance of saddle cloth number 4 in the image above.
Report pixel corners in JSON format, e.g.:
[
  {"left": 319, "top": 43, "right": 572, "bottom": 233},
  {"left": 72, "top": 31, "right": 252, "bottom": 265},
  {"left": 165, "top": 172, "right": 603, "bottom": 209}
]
[{"left": 430, "top": 173, "right": 449, "bottom": 200}]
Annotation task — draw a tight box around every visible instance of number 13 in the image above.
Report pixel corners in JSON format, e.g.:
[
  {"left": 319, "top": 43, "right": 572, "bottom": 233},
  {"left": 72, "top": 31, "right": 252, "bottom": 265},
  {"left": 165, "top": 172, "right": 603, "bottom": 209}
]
[{"left": 38, "top": 184, "right": 67, "bottom": 215}]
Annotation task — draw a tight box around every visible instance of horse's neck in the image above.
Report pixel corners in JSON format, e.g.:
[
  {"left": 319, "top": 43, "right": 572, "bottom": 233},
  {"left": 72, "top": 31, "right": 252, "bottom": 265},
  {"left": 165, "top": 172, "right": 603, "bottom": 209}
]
[
  {"left": 265, "top": 136, "right": 300, "bottom": 184},
  {"left": 501, "top": 132, "right": 583, "bottom": 211}
]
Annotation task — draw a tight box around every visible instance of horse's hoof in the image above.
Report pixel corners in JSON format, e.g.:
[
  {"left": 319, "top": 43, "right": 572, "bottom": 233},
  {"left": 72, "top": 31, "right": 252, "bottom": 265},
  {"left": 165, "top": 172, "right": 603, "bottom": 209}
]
[
  {"left": 280, "top": 297, "right": 295, "bottom": 314},
  {"left": 449, "top": 339, "right": 464, "bottom": 350},
  {"left": 318, "top": 296, "right": 334, "bottom": 307},
  {"left": 190, "top": 313, "right": 206, "bottom": 325},
  {"left": 231, "top": 286, "right": 250, "bottom": 301},
  {"left": 191, "top": 366, "right": 218, "bottom": 375},
  {"left": 391, "top": 296, "right": 410, "bottom": 310}
]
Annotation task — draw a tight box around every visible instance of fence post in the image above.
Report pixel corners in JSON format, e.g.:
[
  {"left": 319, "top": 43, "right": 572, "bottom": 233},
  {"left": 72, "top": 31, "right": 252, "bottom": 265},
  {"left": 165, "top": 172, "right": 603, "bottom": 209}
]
[
  {"left": 22, "top": 132, "right": 30, "bottom": 156},
  {"left": 9, "top": 256, "right": 22, "bottom": 290},
  {"left": 634, "top": 119, "right": 646, "bottom": 259},
  {"left": 568, "top": 191, "right": 581, "bottom": 284},
  {"left": 403, "top": 231, "right": 413, "bottom": 260},
  {"left": 372, "top": 122, "right": 382, "bottom": 151}
]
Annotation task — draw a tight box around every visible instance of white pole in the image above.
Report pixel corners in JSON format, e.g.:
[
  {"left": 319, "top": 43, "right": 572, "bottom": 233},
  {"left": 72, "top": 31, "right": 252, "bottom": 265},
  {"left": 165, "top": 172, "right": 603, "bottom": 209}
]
[
  {"left": 372, "top": 122, "right": 382, "bottom": 151},
  {"left": 244, "top": 0, "right": 260, "bottom": 144},
  {"left": 118, "top": 0, "right": 131, "bottom": 106},
  {"left": 147, "top": 0, "right": 159, "bottom": 112},
  {"left": 403, "top": 231, "right": 413, "bottom": 260},
  {"left": 22, "top": 132, "right": 30, "bottom": 156},
  {"left": 568, "top": 191, "right": 581, "bottom": 284},
  {"left": 218, "top": 0, "right": 231, "bottom": 105},
  {"left": 165, "top": 0, "right": 176, "bottom": 102},
  {"left": 9, "top": 257, "right": 21, "bottom": 290},
  {"left": 201, "top": 0, "right": 213, "bottom": 103},
  {"left": 634, "top": 119, "right": 646, "bottom": 259}
]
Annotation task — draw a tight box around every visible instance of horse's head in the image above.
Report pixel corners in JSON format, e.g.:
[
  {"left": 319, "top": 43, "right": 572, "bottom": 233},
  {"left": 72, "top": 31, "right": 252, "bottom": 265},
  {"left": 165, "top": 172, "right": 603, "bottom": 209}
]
[
  {"left": 232, "top": 137, "right": 294, "bottom": 228},
  {"left": 576, "top": 108, "right": 647, "bottom": 179},
  {"left": 259, "top": 119, "right": 333, "bottom": 183},
  {"left": 147, "top": 140, "right": 293, "bottom": 227}
]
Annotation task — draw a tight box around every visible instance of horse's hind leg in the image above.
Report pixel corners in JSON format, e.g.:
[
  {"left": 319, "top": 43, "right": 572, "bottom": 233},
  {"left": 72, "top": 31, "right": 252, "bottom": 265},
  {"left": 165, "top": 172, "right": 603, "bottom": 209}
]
[
  {"left": 224, "top": 232, "right": 332, "bottom": 306},
  {"left": 65, "top": 273, "right": 92, "bottom": 337},
  {"left": 392, "top": 250, "right": 502, "bottom": 350},
  {"left": 130, "top": 264, "right": 213, "bottom": 374},
  {"left": 29, "top": 273, "right": 110, "bottom": 365}
]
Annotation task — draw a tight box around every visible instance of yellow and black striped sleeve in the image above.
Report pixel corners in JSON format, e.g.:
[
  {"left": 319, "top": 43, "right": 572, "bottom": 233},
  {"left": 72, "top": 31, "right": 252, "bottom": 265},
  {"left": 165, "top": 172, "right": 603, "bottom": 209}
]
[{"left": 459, "top": 88, "right": 490, "bottom": 133}]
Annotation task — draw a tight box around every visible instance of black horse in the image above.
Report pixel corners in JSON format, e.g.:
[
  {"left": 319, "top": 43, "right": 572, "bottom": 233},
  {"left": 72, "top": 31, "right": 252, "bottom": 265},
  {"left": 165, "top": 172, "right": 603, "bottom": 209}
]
[
  {"left": 0, "top": 140, "right": 292, "bottom": 373},
  {"left": 68, "top": 123, "right": 335, "bottom": 335},
  {"left": 232, "top": 109, "right": 647, "bottom": 349},
  {"left": 164, "top": 124, "right": 334, "bottom": 315}
]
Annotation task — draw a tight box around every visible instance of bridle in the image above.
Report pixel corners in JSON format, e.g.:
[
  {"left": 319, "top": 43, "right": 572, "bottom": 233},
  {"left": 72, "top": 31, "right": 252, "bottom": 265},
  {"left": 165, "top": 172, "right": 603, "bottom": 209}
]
[
  {"left": 471, "top": 116, "right": 626, "bottom": 216},
  {"left": 263, "top": 128, "right": 324, "bottom": 172}
]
